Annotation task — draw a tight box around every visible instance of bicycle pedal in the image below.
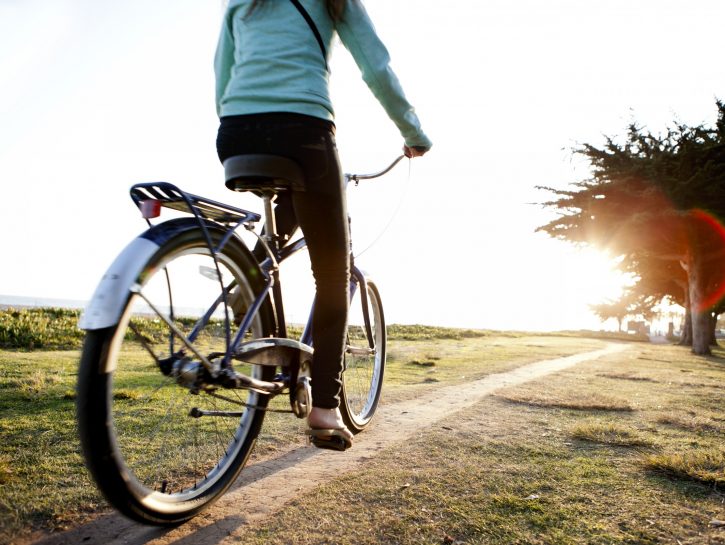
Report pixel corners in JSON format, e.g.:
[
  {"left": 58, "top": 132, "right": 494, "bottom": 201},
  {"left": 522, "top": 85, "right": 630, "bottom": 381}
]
[{"left": 309, "top": 434, "right": 351, "bottom": 452}]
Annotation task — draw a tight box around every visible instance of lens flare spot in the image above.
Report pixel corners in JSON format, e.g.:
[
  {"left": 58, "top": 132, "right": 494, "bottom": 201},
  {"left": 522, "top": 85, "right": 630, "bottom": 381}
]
[{"left": 691, "top": 209, "right": 725, "bottom": 312}]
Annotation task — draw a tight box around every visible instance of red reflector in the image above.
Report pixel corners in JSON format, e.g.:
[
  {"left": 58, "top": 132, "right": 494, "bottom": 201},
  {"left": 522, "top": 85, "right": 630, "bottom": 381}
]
[{"left": 140, "top": 199, "right": 161, "bottom": 219}]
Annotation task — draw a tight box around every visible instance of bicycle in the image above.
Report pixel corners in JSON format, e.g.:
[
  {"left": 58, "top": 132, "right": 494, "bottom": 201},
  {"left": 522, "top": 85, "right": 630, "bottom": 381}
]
[{"left": 76, "top": 153, "right": 404, "bottom": 525}]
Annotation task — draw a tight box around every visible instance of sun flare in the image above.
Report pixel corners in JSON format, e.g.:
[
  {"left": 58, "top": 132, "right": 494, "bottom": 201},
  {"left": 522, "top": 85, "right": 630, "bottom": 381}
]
[{"left": 558, "top": 247, "right": 633, "bottom": 330}]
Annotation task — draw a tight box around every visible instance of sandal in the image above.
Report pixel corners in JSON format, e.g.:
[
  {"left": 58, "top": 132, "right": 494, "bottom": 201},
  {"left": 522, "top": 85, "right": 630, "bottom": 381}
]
[{"left": 305, "top": 427, "right": 353, "bottom": 451}]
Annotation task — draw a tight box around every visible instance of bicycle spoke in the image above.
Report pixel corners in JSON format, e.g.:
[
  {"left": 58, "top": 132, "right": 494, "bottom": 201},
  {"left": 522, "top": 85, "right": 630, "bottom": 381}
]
[
  {"left": 130, "top": 284, "right": 215, "bottom": 373},
  {"left": 128, "top": 321, "right": 162, "bottom": 364}
]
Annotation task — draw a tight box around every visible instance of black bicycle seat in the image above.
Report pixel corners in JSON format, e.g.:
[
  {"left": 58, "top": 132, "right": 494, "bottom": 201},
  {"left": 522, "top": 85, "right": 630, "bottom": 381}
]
[{"left": 223, "top": 154, "right": 305, "bottom": 192}]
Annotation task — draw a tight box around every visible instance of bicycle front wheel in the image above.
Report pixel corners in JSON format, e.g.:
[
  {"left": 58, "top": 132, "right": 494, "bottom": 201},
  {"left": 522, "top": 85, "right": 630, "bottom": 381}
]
[
  {"left": 77, "top": 220, "right": 274, "bottom": 525},
  {"left": 340, "top": 276, "right": 386, "bottom": 432}
]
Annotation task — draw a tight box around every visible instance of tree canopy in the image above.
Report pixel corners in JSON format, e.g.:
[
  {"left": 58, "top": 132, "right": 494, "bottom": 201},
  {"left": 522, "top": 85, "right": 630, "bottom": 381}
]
[{"left": 538, "top": 101, "right": 725, "bottom": 354}]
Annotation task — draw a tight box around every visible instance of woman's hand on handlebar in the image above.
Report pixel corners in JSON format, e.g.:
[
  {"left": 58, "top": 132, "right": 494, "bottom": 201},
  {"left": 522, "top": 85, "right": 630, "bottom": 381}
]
[{"left": 403, "top": 144, "right": 429, "bottom": 158}]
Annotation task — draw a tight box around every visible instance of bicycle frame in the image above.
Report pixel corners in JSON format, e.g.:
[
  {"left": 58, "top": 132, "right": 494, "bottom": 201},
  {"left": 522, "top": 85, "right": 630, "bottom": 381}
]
[
  {"left": 124, "top": 157, "right": 402, "bottom": 390},
  {"left": 256, "top": 232, "right": 374, "bottom": 351},
  {"left": 75, "top": 156, "right": 398, "bottom": 525}
]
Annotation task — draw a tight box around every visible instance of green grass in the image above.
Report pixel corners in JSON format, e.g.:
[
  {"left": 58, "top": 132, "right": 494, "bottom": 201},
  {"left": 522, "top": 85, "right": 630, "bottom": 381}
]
[
  {"left": 386, "top": 324, "right": 502, "bottom": 340},
  {"left": 0, "top": 306, "right": 644, "bottom": 351},
  {"left": 2, "top": 326, "right": 723, "bottom": 544},
  {"left": 0, "top": 356, "right": 99, "bottom": 538},
  {"left": 0, "top": 330, "right": 610, "bottom": 543},
  {"left": 1, "top": 308, "right": 502, "bottom": 351},
  {"left": 0, "top": 307, "right": 229, "bottom": 351},
  {"left": 0, "top": 454, "right": 12, "bottom": 484},
  {"left": 231, "top": 343, "right": 725, "bottom": 545},
  {"left": 0, "top": 308, "right": 84, "bottom": 350}
]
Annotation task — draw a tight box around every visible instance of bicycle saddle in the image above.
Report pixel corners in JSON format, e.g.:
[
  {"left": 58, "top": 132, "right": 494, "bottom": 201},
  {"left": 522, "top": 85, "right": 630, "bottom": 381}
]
[{"left": 223, "top": 154, "right": 305, "bottom": 192}]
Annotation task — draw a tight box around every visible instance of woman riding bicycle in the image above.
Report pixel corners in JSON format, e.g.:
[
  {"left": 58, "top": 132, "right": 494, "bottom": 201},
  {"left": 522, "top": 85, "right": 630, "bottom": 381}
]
[{"left": 215, "top": 0, "right": 431, "bottom": 449}]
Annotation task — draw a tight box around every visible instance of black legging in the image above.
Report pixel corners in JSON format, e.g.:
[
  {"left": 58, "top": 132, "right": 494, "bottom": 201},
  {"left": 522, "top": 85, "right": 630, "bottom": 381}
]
[{"left": 217, "top": 112, "right": 349, "bottom": 409}]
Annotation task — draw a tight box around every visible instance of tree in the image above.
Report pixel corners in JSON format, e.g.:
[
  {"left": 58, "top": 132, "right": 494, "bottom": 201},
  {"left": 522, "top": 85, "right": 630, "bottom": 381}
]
[
  {"left": 538, "top": 101, "right": 725, "bottom": 355},
  {"left": 590, "top": 290, "right": 657, "bottom": 332},
  {"left": 590, "top": 300, "right": 630, "bottom": 332},
  {"left": 619, "top": 250, "right": 690, "bottom": 344}
]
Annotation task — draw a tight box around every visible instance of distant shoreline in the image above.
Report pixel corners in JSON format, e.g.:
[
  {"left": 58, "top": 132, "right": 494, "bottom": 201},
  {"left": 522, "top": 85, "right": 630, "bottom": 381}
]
[{"left": 0, "top": 295, "right": 87, "bottom": 310}]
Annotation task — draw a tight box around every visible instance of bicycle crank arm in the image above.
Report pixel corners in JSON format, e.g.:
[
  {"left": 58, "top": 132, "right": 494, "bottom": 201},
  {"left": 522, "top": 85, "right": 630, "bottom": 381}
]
[
  {"left": 217, "top": 368, "right": 286, "bottom": 394},
  {"left": 189, "top": 408, "right": 244, "bottom": 418},
  {"left": 346, "top": 345, "right": 375, "bottom": 356}
]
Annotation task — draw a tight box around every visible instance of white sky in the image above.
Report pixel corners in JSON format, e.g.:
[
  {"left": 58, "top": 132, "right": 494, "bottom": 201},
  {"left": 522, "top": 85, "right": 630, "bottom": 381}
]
[{"left": 1, "top": 0, "right": 723, "bottom": 331}]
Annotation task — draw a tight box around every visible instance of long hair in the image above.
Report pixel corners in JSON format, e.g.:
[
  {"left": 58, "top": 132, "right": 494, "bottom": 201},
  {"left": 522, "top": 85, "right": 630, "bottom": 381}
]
[{"left": 246, "top": 0, "right": 346, "bottom": 21}]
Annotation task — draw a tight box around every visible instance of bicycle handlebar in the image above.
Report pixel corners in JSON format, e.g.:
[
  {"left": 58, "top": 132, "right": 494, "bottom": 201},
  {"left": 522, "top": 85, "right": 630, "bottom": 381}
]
[{"left": 345, "top": 155, "right": 405, "bottom": 184}]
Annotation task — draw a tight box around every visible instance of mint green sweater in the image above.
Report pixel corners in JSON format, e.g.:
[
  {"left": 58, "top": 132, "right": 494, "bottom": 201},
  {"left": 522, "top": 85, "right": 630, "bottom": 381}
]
[{"left": 214, "top": 0, "right": 432, "bottom": 149}]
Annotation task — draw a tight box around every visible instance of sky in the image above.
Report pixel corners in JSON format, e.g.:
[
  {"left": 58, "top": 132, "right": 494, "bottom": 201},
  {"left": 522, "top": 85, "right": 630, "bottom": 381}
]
[{"left": 1, "top": 0, "right": 724, "bottom": 331}]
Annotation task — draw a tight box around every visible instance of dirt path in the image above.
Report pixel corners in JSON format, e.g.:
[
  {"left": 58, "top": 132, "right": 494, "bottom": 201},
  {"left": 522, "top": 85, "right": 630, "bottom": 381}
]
[{"left": 29, "top": 343, "right": 628, "bottom": 545}]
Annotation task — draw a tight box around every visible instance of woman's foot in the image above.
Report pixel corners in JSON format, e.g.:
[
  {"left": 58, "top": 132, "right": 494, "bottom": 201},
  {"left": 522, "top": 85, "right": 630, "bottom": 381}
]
[
  {"left": 307, "top": 407, "right": 345, "bottom": 429},
  {"left": 306, "top": 407, "right": 353, "bottom": 451}
]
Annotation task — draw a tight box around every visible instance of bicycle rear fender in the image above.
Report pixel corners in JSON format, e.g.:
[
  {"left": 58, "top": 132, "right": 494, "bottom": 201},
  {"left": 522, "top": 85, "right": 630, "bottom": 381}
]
[
  {"left": 79, "top": 217, "right": 250, "bottom": 331},
  {"left": 78, "top": 236, "right": 160, "bottom": 330}
]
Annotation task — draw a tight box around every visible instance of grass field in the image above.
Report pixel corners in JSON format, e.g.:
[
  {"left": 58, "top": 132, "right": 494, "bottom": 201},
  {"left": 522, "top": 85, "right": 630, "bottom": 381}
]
[
  {"left": 0, "top": 326, "right": 722, "bottom": 544},
  {"left": 238, "top": 342, "right": 725, "bottom": 545}
]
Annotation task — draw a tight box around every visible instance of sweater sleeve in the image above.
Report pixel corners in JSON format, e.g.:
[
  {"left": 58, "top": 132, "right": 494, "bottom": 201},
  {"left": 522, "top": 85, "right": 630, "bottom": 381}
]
[
  {"left": 336, "top": 2, "right": 432, "bottom": 149},
  {"left": 214, "top": 12, "right": 235, "bottom": 117}
]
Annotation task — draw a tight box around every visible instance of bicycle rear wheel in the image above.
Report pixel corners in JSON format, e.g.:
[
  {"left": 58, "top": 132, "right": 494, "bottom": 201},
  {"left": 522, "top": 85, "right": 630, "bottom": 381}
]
[
  {"left": 340, "top": 276, "right": 386, "bottom": 432},
  {"left": 77, "top": 219, "right": 274, "bottom": 525}
]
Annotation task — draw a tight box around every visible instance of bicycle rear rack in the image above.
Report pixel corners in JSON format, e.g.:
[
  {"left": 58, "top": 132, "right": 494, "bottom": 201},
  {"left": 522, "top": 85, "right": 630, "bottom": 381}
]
[
  {"left": 130, "top": 182, "right": 261, "bottom": 226},
  {"left": 128, "top": 182, "right": 266, "bottom": 374}
]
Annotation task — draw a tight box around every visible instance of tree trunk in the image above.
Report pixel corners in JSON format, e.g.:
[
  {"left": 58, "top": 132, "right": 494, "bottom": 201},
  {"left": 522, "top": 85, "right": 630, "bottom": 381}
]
[
  {"left": 679, "top": 308, "right": 693, "bottom": 346},
  {"left": 691, "top": 310, "right": 711, "bottom": 355},
  {"left": 688, "top": 252, "right": 712, "bottom": 355},
  {"left": 708, "top": 313, "right": 719, "bottom": 347},
  {"left": 678, "top": 285, "right": 692, "bottom": 346}
]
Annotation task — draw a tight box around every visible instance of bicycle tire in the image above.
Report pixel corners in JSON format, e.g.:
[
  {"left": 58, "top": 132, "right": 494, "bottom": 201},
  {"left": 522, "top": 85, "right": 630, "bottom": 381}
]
[
  {"left": 77, "top": 218, "right": 275, "bottom": 525},
  {"left": 339, "top": 276, "right": 386, "bottom": 432}
]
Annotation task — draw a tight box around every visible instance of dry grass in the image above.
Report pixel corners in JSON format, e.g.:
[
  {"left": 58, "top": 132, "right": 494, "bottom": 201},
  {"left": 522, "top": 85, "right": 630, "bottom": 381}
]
[
  {"left": 8, "top": 370, "right": 63, "bottom": 400},
  {"left": 0, "top": 454, "right": 13, "bottom": 485},
  {"left": 644, "top": 448, "right": 725, "bottom": 485},
  {"left": 408, "top": 359, "right": 436, "bottom": 367},
  {"left": 4, "top": 339, "right": 725, "bottom": 545},
  {"left": 112, "top": 389, "right": 140, "bottom": 401},
  {"left": 656, "top": 413, "right": 724, "bottom": 434},
  {"left": 1, "top": 334, "right": 610, "bottom": 544},
  {"left": 571, "top": 420, "right": 655, "bottom": 447},
  {"left": 496, "top": 391, "right": 634, "bottom": 412},
  {"left": 382, "top": 335, "right": 609, "bottom": 404},
  {"left": 597, "top": 372, "right": 658, "bottom": 382},
  {"left": 229, "top": 343, "right": 725, "bottom": 545}
]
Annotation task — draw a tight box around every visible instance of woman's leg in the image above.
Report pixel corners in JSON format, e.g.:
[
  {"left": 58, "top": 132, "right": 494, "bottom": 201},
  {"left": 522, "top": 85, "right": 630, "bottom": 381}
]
[
  {"left": 217, "top": 114, "right": 350, "bottom": 415},
  {"left": 289, "top": 132, "right": 350, "bottom": 411},
  {"left": 292, "top": 188, "right": 349, "bottom": 410}
]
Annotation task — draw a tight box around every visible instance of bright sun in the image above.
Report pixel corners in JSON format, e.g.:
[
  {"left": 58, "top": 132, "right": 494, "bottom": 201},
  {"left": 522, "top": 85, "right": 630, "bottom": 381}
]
[
  {"left": 566, "top": 247, "right": 632, "bottom": 328},
  {"left": 525, "top": 245, "right": 634, "bottom": 332},
  {"left": 575, "top": 248, "right": 630, "bottom": 300}
]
